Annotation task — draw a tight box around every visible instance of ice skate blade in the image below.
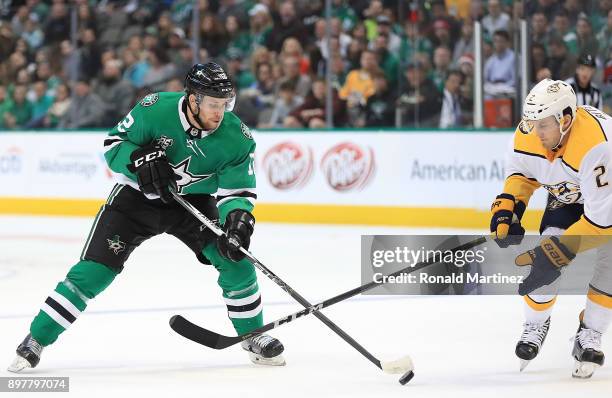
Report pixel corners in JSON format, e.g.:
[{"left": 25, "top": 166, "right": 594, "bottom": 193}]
[
  {"left": 572, "top": 360, "right": 599, "bottom": 379},
  {"left": 247, "top": 352, "right": 286, "bottom": 366},
  {"left": 519, "top": 359, "right": 531, "bottom": 371},
  {"left": 7, "top": 356, "right": 31, "bottom": 373}
]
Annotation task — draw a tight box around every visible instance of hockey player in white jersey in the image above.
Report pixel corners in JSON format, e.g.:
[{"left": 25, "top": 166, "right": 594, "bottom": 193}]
[{"left": 490, "top": 79, "right": 612, "bottom": 378}]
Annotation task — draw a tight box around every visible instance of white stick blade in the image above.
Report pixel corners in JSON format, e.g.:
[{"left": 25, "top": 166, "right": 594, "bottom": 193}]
[{"left": 381, "top": 355, "right": 414, "bottom": 374}]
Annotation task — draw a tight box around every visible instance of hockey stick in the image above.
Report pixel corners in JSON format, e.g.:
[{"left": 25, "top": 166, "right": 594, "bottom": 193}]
[{"left": 170, "top": 191, "right": 413, "bottom": 376}]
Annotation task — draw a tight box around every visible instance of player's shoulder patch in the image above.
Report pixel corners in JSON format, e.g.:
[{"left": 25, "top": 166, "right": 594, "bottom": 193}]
[
  {"left": 240, "top": 122, "right": 253, "bottom": 140},
  {"left": 140, "top": 93, "right": 159, "bottom": 107}
]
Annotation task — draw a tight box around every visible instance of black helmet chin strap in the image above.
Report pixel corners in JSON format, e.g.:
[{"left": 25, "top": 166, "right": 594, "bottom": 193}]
[{"left": 187, "top": 92, "right": 208, "bottom": 130}]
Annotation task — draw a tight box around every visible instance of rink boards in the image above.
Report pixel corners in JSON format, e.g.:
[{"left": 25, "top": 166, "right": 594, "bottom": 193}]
[{"left": 0, "top": 130, "right": 547, "bottom": 229}]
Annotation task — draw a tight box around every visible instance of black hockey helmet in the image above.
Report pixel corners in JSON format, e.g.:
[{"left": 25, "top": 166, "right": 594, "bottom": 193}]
[
  {"left": 578, "top": 54, "right": 596, "bottom": 68},
  {"left": 184, "top": 62, "right": 234, "bottom": 99}
]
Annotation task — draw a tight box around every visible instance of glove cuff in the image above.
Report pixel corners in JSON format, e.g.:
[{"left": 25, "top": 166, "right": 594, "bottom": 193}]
[
  {"left": 491, "top": 193, "right": 515, "bottom": 214},
  {"left": 541, "top": 236, "right": 576, "bottom": 268},
  {"left": 226, "top": 209, "right": 255, "bottom": 236}
]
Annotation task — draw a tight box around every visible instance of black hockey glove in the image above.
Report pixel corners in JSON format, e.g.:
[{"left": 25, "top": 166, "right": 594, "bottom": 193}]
[
  {"left": 515, "top": 236, "right": 575, "bottom": 295},
  {"left": 217, "top": 210, "right": 255, "bottom": 262},
  {"left": 490, "top": 193, "right": 526, "bottom": 248},
  {"left": 127, "top": 144, "right": 177, "bottom": 203}
]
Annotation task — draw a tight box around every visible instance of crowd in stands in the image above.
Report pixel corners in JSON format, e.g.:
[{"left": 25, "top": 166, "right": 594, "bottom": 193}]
[{"left": 0, "top": 0, "right": 610, "bottom": 130}]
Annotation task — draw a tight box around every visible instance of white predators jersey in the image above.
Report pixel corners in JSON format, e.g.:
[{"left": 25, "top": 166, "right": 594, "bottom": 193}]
[{"left": 504, "top": 106, "right": 612, "bottom": 235}]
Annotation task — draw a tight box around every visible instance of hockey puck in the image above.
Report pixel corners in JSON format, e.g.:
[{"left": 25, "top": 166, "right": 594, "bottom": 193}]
[{"left": 398, "top": 370, "right": 414, "bottom": 385}]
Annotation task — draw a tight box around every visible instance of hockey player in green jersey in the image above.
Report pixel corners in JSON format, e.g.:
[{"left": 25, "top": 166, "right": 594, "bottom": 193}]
[{"left": 8, "top": 63, "right": 285, "bottom": 372}]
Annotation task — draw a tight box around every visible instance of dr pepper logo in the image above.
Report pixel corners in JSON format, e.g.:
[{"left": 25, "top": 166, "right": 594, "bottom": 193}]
[
  {"left": 262, "top": 141, "right": 313, "bottom": 190},
  {"left": 321, "top": 142, "right": 375, "bottom": 191}
]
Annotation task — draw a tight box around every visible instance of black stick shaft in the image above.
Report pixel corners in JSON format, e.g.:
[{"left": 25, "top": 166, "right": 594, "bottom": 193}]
[
  {"left": 171, "top": 192, "right": 384, "bottom": 369},
  {"left": 242, "top": 236, "right": 488, "bottom": 338}
]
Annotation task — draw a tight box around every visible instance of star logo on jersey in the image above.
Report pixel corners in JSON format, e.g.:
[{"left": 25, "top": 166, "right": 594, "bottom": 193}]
[
  {"left": 171, "top": 157, "right": 213, "bottom": 193},
  {"left": 107, "top": 235, "right": 126, "bottom": 255}
]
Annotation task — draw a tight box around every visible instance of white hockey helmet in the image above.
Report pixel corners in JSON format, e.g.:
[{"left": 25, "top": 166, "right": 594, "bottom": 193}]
[{"left": 521, "top": 79, "right": 577, "bottom": 149}]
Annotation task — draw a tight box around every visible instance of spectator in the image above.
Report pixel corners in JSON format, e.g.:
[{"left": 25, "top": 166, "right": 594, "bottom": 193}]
[
  {"left": 330, "top": 17, "right": 353, "bottom": 57},
  {"left": 225, "top": 48, "right": 255, "bottom": 90},
  {"left": 44, "top": 2, "right": 70, "bottom": 44},
  {"left": 432, "top": 46, "right": 452, "bottom": 92},
  {"left": 78, "top": 28, "right": 102, "bottom": 81},
  {"left": 364, "top": 71, "right": 396, "bottom": 127},
  {"left": 576, "top": 15, "right": 599, "bottom": 60},
  {"left": 225, "top": 15, "right": 252, "bottom": 58},
  {"left": 167, "top": 28, "right": 187, "bottom": 65},
  {"left": 0, "top": 22, "right": 16, "bottom": 63},
  {"left": 530, "top": 11, "right": 551, "bottom": 47},
  {"left": 93, "top": 59, "right": 136, "bottom": 126},
  {"left": 530, "top": 43, "right": 548, "bottom": 84},
  {"left": 156, "top": 11, "right": 175, "bottom": 49},
  {"left": 26, "top": 80, "right": 53, "bottom": 128},
  {"left": 565, "top": 54, "right": 602, "bottom": 108},
  {"left": 34, "top": 61, "right": 60, "bottom": 97},
  {"left": 330, "top": 53, "right": 348, "bottom": 89},
  {"left": 43, "top": 83, "right": 71, "bottom": 128},
  {"left": 596, "top": 9, "right": 612, "bottom": 62},
  {"left": 375, "top": 15, "right": 400, "bottom": 53},
  {"left": 346, "top": 38, "right": 368, "bottom": 70},
  {"left": 439, "top": 70, "right": 466, "bottom": 128},
  {"left": 59, "top": 80, "right": 105, "bottom": 128},
  {"left": 397, "top": 61, "right": 441, "bottom": 127},
  {"left": 552, "top": 10, "right": 578, "bottom": 55},
  {"left": 482, "top": 0, "right": 511, "bottom": 37},
  {"left": 266, "top": 0, "right": 308, "bottom": 53},
  {"left": 457, "top": 54, "right": 474, "bottom": 102},
  {"left": 10, "top": 6, "right": 29, "bottom": 36},
  {"left": 484, "top": 30, "right": 516, "bottom": 98},
  {"left": 142, "top": 47, "right": 176, "bottom": 93},
  {"left": 452, "top": 18, "right": 475, "bottom": 65},
  {"left": 3, "top": 84, "right": 32, "bottom": 129},
  {"left": 546, "top": 36, "right": 577, "bottom": 80},
  {"left": 236, "top": 62, "right": 276, "bottom": 126},
  {"left": 248, "top": 3, "right": 273, "bottom": 51},
  {"left": 339, "top": 49, "right": 378, "bottom": 125},
  {"left": 284, "top": 78, "right": 345, "bottom": 128},
  {"left": 122, "top": 49, "right": 150, "bottom": 89},
  {"left": 373, "top": 33, "right": 399, "bottom": 86},
  {"left": 279, "top": 37, "right": 310, "bottom": 75},
  {"left": 200, "top": 14, "right": 227, "bottom": 58},
  {"left": 0, "top": 84, "right": 13, "bottom": 129},
  {"left": 77, "top": 3, "right": 97, "bottom": 32},
  {"left": 22, "top": 17, "right": 44, "bottom": 50},
  {"left": 431, "top": 18, "right": 454, "bottom": 50},
  {"left": 279, "top": 56, "right": 312, "bottom": 99},
  {"left": 265, "top": 80, "right": 304, "bottom": 128}
]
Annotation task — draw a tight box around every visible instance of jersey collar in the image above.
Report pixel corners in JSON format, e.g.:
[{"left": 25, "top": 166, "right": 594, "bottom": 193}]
[{"left": 178, "top": 95, "right": 216, "bottom": 139}]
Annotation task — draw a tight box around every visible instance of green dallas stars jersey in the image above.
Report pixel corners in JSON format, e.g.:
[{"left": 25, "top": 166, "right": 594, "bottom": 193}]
[{"left": 103, "top": 92, "right": 256, "bottom": 222}]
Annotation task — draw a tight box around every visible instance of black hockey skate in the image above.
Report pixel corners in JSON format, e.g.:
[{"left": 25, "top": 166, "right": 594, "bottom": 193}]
[
  {"left": 7, "top": 334, "right": 44, "bottom": 373},
  {"left": 572, "top": 321, "right": 604, "bottom": 379},
  {"left": 241, "top": 334, "right": 285, "bottom": 366},
  {"left": 516, "top": 317, "right": 550, "bottom": 371}
]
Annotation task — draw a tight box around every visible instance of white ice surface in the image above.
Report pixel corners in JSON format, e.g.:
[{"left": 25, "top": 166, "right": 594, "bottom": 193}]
[{"left": 0, "top": 216, "right": 611, "bottom": 397}]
